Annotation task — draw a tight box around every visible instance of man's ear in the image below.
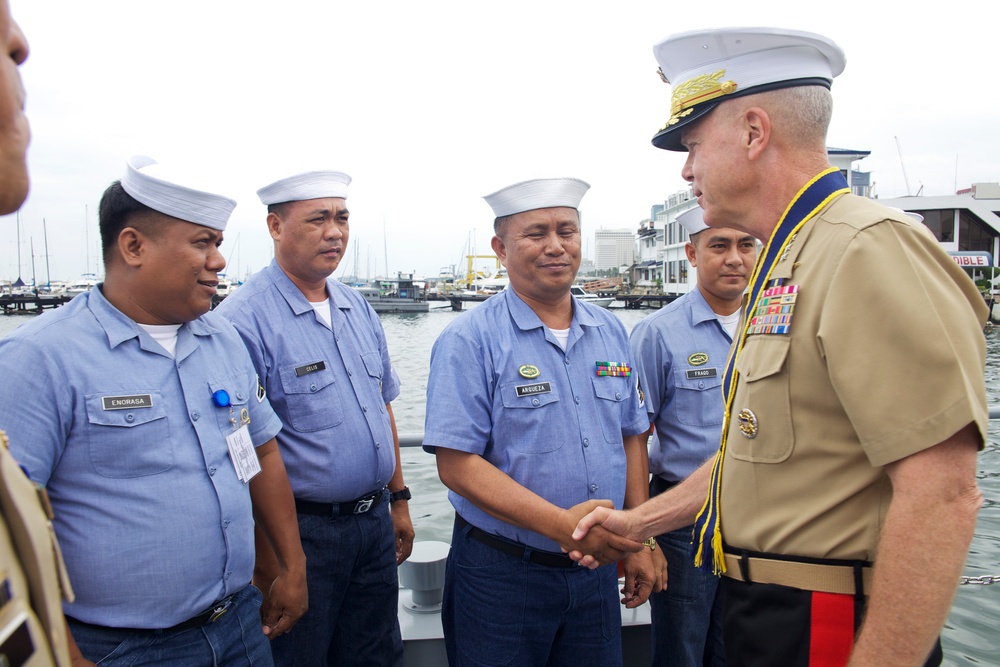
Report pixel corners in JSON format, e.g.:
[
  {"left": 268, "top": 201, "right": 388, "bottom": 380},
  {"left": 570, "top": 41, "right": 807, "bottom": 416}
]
[
  {"left": 743, "top": 106, "right": 771, "bottom": 161},
  {"left": 267, "top": 211, "right": 283, "bottom": 242},
  {"left": 684, "top": 241, "right": 698, "bottom": 268},
  {"left": 117, "top": 227, "right": 145, "bottom": 268},
  {"left": 491, "top": 234, "right": 508, "bottom": 266}
]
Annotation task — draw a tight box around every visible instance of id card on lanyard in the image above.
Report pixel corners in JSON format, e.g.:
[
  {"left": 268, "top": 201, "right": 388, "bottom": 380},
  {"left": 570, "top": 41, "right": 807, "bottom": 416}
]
[{"left": 214, "top": 389, "right": 261, "bottom": 483}]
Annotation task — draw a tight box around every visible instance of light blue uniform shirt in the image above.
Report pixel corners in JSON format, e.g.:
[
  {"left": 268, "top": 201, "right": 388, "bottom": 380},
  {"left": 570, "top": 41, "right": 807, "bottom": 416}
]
[
  {"left": 629, "top": 288, "right": 732, "bottom": 482},
  {"left": 0, "top": 287, "right": 281, "bottom": 628},
  {"left": 214, "top": 260, "right": 400, "bottom": 502},
  {"left": 424, "top": 289, "right": 648, "bottom": 552}
]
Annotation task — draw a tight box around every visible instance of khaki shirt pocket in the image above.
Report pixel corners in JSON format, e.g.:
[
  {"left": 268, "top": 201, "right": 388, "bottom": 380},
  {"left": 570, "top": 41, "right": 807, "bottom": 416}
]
[{"left": 729, "top": 336, "right": 794, "bottom": 464}]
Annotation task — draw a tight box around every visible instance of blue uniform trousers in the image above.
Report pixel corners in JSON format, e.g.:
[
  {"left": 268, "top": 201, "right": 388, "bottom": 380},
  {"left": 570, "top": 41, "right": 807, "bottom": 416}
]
[
  {"left": 443, "top": 518, "right": 622, "bottom": 667},
  {"left": 67, "top": 585, "right": 271, "bottom": 666},
  {"left": 270, "top": 496, "right": 403, "bottom": 667}
]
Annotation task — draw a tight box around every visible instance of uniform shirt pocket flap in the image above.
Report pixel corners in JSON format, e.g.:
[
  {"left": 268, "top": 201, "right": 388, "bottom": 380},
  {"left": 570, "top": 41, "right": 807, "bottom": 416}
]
[
  {"left": 735, "top": 336, "right": 790, "bottom": 382},
  {"left": 278, "top": 362, "right": 336, "bottom": 395},
  {"left": 361, "top": 351, "right": 383, "bottom": 379},
  {"left": 85, "top": 392, "right": 167, "bottom": 427},
  {"left": 592, "top": 376, "right": 627, "bottom": 403},
  {"left": 500, "top": 382, "right": 560, "bottom": 408}
]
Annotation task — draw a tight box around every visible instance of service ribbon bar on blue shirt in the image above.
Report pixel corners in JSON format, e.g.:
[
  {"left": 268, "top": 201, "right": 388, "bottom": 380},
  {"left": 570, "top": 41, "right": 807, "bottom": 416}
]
[
  {"left": 596, "top": 361, "right": 632, "bottom": 377},
  {"left": 692, "top": 167, "right": 850, "bottom": 575}
]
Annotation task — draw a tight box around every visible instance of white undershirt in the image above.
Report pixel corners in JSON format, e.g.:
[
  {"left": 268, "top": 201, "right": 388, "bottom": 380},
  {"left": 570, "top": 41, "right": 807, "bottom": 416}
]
[
  {"left": 549, "top": 327, "right": 570, "bottom": 350},
  {"left": 717, "top": 310, "right": 741, "bottom": 340},
  {"left": 138, "top": 323, "right": 182, "bottom": 358},
  {"left": 310, "top": 299, "right": 332, "bottom": 327}
]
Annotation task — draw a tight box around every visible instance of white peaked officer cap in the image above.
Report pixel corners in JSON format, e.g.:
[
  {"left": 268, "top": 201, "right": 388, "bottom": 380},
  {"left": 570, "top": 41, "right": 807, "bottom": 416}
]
[
  {"left": 256, "top": 170, "right": 352, "bottom": 205},
  {"left": 483, "top": 177, "right": 591, "bottom": 218},
  {"left": 651, "top": 27, "right": 846, "bottom": 151},
  {"left": 677, "top": 205, "right": 709, "bottom": 236},
  {"left": 120, "top": 156, "right": 237, "bottom": 231}
]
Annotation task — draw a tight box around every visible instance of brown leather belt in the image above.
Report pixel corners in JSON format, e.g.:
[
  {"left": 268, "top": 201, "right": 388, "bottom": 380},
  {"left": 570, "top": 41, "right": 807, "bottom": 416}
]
[{"left": 722, "top": 552, "right": 872, "bottom": 596}]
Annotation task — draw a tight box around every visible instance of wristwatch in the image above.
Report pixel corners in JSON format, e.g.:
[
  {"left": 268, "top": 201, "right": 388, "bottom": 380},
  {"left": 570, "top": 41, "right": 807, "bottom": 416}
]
[
  {"left": 643, "top": 537, "right": 657, "bottom": 551},
  {"left": 389, "top": 486, "right": 411, "bottom": 503}
]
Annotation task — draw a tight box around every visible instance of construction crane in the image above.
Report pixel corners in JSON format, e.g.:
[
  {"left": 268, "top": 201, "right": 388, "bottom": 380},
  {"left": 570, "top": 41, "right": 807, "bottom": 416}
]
[
  {"left": 894, "top": 136, "right": 923, "bottom": 196},
  {"left": 462, "top": 255, "right": 501, "bottom": 287}
]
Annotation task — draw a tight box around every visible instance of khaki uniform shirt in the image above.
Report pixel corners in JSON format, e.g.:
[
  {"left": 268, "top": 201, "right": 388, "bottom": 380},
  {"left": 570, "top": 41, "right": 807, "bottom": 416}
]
[
  {"left": 0, "top": 431, "right": 73, "bottom": 666},
  {"left": 721, "top": 194, "right": 988, "bottom": 561}
]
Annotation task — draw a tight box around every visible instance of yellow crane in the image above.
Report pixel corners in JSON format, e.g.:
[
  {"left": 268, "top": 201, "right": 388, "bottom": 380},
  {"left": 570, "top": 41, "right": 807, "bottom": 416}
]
[{"left": 462, "top": 255, "right": 501, "bottom": 288}]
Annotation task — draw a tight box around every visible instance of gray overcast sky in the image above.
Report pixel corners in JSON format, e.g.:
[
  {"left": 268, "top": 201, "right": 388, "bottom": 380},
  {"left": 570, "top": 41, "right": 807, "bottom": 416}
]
[{"left": 3, "top": 0, "right": 998, "bottom": 284}]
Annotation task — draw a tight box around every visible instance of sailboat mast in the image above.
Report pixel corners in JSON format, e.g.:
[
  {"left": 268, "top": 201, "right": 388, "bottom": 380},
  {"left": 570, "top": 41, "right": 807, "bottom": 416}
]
[
  {"left": 383, "top": 218, "right": 389, "bottom": 280},
  {"left": 43, "top": 218, "right": 51, "bottom": 287},
  {"left": 84, "top": 204, "right": 90, "bottom": 278},
  {"left": 16, "top": 210, "right": 21, "bottom": 283},
  {"left": 30, "top": 237, "right": 36, "bottom": 292}
]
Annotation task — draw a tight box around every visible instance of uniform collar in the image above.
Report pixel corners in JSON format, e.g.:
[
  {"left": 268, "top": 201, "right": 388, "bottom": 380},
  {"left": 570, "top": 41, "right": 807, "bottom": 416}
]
[
  {"left": 504, "top": 288, "right": 604, "bottom": 331},
  {"left": 86, "top": 283, "right": 220, "bottom": 352},
  {"left": 265, "top": 258, "right": 354, "bottom": 317},
  {"left": 687, "top": 288, "right": 723, "bottom": 327}
]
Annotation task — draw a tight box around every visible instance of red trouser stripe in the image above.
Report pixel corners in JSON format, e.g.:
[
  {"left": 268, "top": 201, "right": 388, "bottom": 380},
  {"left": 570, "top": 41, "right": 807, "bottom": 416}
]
[{"left": 809, "top": 591, "right": 854, "bottom": 666}]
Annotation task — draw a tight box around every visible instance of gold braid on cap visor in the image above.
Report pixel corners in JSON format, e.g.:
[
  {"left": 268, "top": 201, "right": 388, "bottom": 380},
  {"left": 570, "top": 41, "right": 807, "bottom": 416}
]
[{"left": 658, "top": 68, "right": 738, "bottom": 129}]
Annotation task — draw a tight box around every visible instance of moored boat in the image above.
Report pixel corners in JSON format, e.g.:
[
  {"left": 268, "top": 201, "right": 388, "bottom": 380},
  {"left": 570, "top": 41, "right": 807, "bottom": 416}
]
[
  {"left": 570, "top": 284, "right": 614, "bottom": 308},
  {"left": 356, "top": 273, "right": 430, "bottom": 314}
]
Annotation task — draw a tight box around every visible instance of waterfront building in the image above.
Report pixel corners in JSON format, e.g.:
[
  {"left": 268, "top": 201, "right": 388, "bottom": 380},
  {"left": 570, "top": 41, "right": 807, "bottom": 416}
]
[
  {"left": 632, "top": 147, "right": 872, "bottom": 298},
  {"left": 595, "top": 228, "right": 636, "bottom": 271},
  {"left": 881, "top": 182, "right": 1000, "bottom": 289},
  {"left": 633, "top": 188, "right": 698, "bottom": 294}
]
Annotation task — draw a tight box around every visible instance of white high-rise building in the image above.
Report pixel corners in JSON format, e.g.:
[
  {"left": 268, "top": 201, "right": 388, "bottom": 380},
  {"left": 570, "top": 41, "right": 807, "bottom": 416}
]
[{"left": 594, "top": 229, "right": 635, "bottom": 271}]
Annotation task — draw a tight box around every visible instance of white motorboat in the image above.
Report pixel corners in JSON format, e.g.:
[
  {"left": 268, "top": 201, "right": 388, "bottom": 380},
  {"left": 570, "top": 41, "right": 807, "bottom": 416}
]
[{"left": 570, "top": 285, "right": 614, "bottom": 308}]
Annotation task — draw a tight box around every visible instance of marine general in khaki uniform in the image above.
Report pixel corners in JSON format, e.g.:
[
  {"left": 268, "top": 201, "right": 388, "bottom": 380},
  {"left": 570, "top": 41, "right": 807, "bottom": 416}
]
[{"left": 571, "top": 27, "right": 986, "bottom": 667}]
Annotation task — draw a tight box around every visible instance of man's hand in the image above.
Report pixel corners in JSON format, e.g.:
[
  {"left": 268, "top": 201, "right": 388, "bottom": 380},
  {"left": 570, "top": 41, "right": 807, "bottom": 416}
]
[
  {"left": 620, "top": 546, "right": 660, "bottom": 608},
  {"left": 67, "top": 624, "right": 98, "bottom": 666},
  {"left": 567, "top": 506, "right": 648, "bottom": 569},
  {"left": 391, "top": 499, "right": 415, "bottom": 565},
  {"left": 557, "top": 501, "right": 644, "bottom": 566},
  {"left": 260, "top": 566, "right": 308, "bottom": 639},
  {"left": 649, "top": 542, "right": 668, "bottom": 592},
  {"left": 253, "top": 525, "right": 307, "bottom": 639}
]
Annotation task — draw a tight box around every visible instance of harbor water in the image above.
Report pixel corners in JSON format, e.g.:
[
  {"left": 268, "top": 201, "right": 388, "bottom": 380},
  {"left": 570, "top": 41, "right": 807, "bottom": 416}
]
[{"left": 1, "top": 303, "right": 997, "bottom": 664}]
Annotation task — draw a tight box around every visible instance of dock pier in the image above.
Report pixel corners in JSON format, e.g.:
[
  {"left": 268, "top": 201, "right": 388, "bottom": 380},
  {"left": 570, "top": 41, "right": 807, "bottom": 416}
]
[{"left": 0, "top": 293, "right": 72, "bottom": 314}]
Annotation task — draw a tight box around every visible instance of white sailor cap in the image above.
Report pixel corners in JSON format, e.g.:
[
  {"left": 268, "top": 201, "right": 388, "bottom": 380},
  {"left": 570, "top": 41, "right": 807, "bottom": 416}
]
[
  {"left": 483, "top": 177, "right": 590, "bottom": 218},
  {"left": 651, "top": 27, "right": 846, "bottom": 151},
  {"left": 677, "top": 205, "right": 709, "bottom": 237},
  {"left": 256, "top": 170, "right": 352, "bottom": 206},
  {"left": 120, "top": 155, "right": 236, "bottom": 231}
]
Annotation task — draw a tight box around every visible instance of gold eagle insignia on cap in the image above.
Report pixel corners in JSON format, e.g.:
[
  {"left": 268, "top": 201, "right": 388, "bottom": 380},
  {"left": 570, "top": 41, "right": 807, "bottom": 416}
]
[{"left": 661, "top": 69, "right": 738, "bottom": 129}]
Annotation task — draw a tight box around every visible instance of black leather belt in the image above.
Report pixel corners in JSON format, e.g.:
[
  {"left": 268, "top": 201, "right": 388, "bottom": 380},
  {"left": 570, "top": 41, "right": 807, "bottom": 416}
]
[
  {"left": 456, "top": 514, "right": 576, "bottom": 568},
  {"left": 66, "top": 592, "right": 237, "bottom": 634},
  {"left": 295, "top": 489, "right": 386, "bottom": 518}
]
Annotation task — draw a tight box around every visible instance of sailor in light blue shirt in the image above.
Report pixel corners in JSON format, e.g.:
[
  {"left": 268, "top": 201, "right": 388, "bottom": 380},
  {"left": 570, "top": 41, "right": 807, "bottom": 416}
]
[
  {"left": 0, "top": 156, "right": 306, "bottom": 666},
  {"left": 0, "top": 286, "right": 280, "bottom": 627},
  {"left": 425, "top": 288, "right": 649, "bottom": 551},
  {"left": 631, "top": 287, "right": 733, "bottom": 484},
  {"left": 216, "top": 258, "right": 400, "bottom": 502},
  {"left": 214, "top": 170, "right": 410, "bottom": 667},
  {"left": 424, "top": 178, "right": 656, "bottom": 667}
]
